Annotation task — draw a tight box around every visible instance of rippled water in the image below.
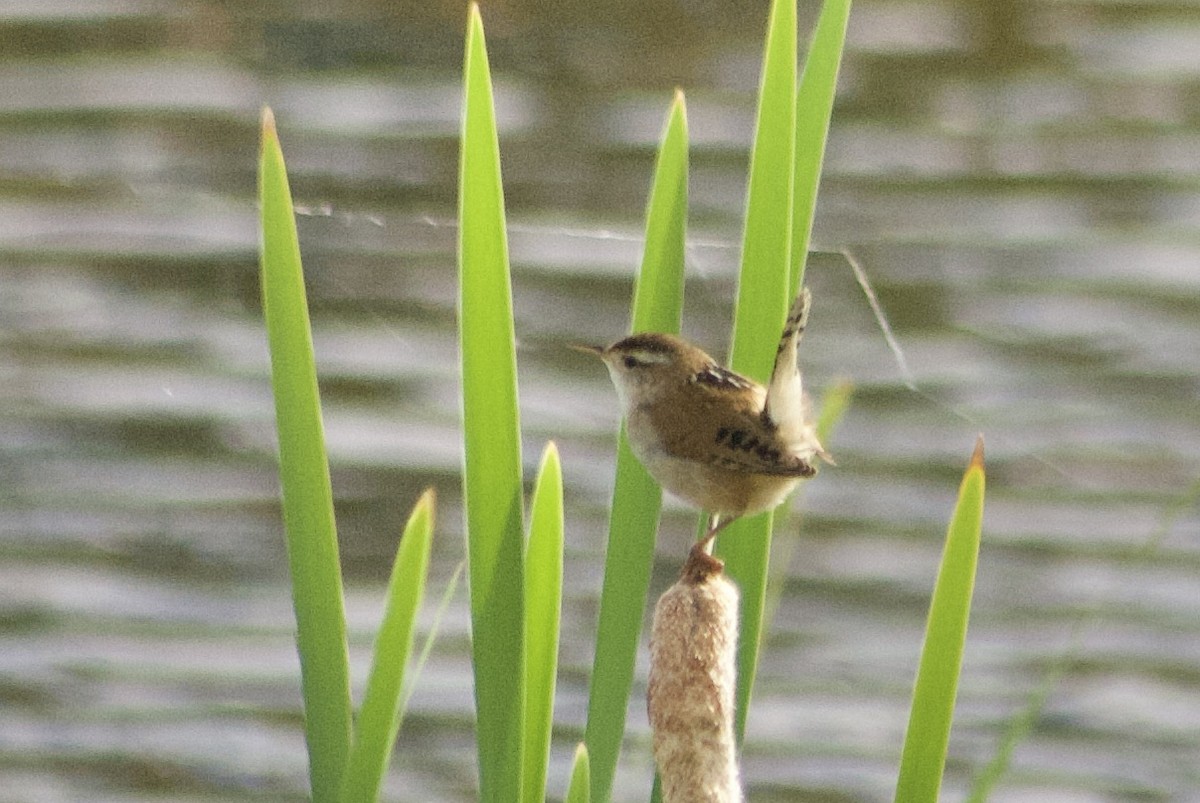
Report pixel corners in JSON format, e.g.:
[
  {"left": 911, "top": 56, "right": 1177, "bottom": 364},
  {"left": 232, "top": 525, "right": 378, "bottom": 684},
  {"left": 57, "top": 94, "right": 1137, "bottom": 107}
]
[{"left": 0, "top": 1, "right": 1197, "bottom": 801}]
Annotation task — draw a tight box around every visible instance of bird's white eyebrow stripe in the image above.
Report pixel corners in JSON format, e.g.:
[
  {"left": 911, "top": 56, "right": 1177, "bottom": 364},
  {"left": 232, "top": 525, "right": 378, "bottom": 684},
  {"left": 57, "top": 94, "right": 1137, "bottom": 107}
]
[{"left": 625, "top": 349, "right": 672, "bottom": 364}]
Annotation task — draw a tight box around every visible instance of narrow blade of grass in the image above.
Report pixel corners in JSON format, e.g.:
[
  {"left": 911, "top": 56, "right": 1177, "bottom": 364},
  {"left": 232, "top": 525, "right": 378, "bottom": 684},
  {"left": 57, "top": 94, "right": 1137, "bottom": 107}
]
[
  {"left": 814, "top": 378, "right": 853, "bottom": 442},
  {"left": 565, "top": 743, "right": 591, "bottom": 803},
  {"left": 338, "top": 490, "right": 436, "bottom": 803},
  {"left": 403, "top": 561, "right": 465, "bottom": 712},
  {"left": 895, "top": 437, "right": 986, "bottom": 803},
  {"left": 715, "top": 0, "right": 797, "bottom": 744},
  {"left": 585, "top": 90, "right": 688, "bottom": 803},
  {"left": 630, "top": 91, "right": 689, "bottom": 336},
  {"left": 966, "top": 478, "right": 1200, "bottom": 801},
  {"left": 258, "top": 107, "right": 352, "bottom": 801},
  {"left": 523, "top": 444, "right": 564, "bottom": 803},
  {"left": 459, "top": 6, "right": 526, "bottom": 800},
  {"left": 718, "top": 0, "right": 851, "bottom": 743},
  {"left": 727, "top": 0, "right": 797, "bottom": 376},
  {"left": 964, "top": 639, "right": 1073, "bottom": 803},
  {"left": 791, "top": 0, "right": 851, "bottom": 294},
  {"left": 764, "top": 380, "right": 853, "bottom": 632}
]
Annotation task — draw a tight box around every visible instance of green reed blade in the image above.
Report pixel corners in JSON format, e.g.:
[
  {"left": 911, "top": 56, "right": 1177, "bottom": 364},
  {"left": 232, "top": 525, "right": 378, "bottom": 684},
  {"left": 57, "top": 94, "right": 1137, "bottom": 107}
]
[
  {"left": 523, "top": 444, "right": 564, "bottom": 803},
  {"left": 258, "top": 107, "right": 352, "bottom": 802},
  {"left": 715, "top": 0, "right": 797, "bottom": 745},
  {"left": 895, "top": 438, "right": 986, "bottom": 803},
  {"left": 727, "top": 0, "right": 797, "bottom": 381},
  {"left": 718, "top": 0, "right": 851, "bottom": 743},
  {"left": 764, "top": 380, "right": 854, "bottom": 632},
  {"left": 565, "top": 743, "right": 591, "bottom": 803},
  {"left": 791, "top": 0, "right": 851, "bottom": 294},
  {"left": 585, "top": 90, "right": 688, "bottom": 803},
  {"left": 403, "top": 561, "right": 464, "bottom": 712},
  {"left": 459, "top": 5, "right": 526, "bottom": 800},
  {"left": 338, "top": 491, "right": 435, "bottom": 803}
]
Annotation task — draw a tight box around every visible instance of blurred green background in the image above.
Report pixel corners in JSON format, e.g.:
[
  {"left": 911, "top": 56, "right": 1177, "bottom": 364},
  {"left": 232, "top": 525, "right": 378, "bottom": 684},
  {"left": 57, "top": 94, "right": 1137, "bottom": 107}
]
[{"left": 0, "top": 0, "right": 1197, "bottom": 800}]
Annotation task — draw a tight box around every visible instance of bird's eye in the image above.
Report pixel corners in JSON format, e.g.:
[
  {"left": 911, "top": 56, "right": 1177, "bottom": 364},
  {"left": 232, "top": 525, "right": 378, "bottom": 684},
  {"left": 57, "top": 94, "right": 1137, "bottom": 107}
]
[{"left": 622, "top": 355, "right": 639, "bottom": 369}]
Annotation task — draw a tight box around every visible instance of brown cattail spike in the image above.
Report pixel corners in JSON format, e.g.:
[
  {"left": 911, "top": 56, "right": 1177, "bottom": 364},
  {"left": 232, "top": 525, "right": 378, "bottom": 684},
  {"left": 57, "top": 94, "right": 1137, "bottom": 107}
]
[{"left": 647, "top": 545, "right": 742, "bottom": 802}]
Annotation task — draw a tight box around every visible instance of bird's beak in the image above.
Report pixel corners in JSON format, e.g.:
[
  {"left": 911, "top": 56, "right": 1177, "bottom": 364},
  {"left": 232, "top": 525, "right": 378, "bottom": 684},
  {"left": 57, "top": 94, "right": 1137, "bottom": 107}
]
[{"left": 569, "top": 343, "right": 605, "bottom": 357}]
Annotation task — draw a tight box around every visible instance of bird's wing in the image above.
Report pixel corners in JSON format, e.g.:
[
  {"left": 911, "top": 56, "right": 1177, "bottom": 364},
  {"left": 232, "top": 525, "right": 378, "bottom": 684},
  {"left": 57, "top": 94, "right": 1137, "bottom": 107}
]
[
  {"left": 654, "top": 382, "right": 817, "bottom": 478},
  {"left": 703, "top": 417, "right": 818, "bottom": 477}
]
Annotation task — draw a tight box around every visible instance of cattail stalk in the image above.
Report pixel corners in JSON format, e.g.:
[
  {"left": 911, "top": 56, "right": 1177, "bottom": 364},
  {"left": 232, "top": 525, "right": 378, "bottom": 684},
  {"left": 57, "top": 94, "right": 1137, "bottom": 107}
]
[{"left": 647, "top": 544, "right": 742, "bottom": 802}]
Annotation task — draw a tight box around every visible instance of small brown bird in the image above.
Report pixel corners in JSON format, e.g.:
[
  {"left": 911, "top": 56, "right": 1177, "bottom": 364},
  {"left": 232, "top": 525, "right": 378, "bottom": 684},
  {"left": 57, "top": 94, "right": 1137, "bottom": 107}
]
[{"left": 576, "top": 287, "right": 831, "bottom": 548}]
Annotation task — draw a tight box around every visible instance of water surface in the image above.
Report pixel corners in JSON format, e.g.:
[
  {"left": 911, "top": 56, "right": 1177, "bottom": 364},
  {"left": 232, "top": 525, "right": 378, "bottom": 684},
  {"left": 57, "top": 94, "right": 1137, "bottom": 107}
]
[{"left": 0, "top": 1, "right": 1197, "bottom": 801}]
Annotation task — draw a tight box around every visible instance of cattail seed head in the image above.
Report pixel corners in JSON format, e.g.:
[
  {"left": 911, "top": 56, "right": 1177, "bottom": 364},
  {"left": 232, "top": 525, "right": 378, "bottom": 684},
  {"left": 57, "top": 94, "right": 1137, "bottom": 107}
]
[{"left": 647, "top": 545, "right": 741, "bottom": 802}]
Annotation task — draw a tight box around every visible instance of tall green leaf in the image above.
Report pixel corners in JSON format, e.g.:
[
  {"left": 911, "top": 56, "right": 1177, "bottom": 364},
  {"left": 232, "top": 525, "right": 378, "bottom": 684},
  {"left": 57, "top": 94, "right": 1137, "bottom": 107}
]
[
  {"left": 565, "top": 743, "right": 591, "bottom": 803},
  {"left": 727, "top": 0, "right": 797, "bottom": 378},
  {"left": 629, "top": 91, "right": 689, "bottom": 336},
  {"left": 585, "top": 90, "right": 688, "bottom": 803},
  {"left": 764, "top": 380, "right": 854, "bottom": 632},
  {"left": 258, "top": 107, "right": 352, "bottom": 802},
  {"left": 791, "top": 0, "right": 851, "bottom": 294},
  {"left": 523, "top": 444, "right": 564, "bottom": 803},
  {"left": 895, "top": 438, "right": 986, "bottom": 802},
  {"left": 717, "top": 0, "right": 851, "bottom": 743},
  {"left": 339, "top": 490, "right": 436, "bottom": 803},
  {"left": 458, "top": 6, "right": 526, "bottom": 800},
  {"left": 715, "top": 0, "right": 797, "bottom": 744}
]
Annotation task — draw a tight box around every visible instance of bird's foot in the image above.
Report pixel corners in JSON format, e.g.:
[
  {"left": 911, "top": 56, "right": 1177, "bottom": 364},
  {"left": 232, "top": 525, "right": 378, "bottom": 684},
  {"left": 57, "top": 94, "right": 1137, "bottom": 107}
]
[{"left": 682, "top": 540, "right": 725, "bottom": 582}]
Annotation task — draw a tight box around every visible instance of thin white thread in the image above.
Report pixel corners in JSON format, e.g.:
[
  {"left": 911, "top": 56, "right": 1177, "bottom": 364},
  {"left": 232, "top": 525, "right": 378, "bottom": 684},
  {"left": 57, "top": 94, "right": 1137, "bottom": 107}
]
[
  {"left": 841, "top": 248, "right": 917, "bottom": 392},
  {"left": 839, "top": 247, "right": 1092, "bottom": 485},
  {"left": 291, "top": 211, "right": 1122, "bottom": 489},
  {"left": 295, "top": 203, "right": 385, "bottom": 227},
  {"left": 421, "top": 213, "right": 737, "bottom": 250}
]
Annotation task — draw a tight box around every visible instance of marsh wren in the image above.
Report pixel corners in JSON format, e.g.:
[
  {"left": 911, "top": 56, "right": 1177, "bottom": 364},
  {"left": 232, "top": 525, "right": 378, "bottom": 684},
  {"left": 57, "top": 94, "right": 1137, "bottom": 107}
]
[{"left": 576, "top": 287, "right": 831, "bottom": 547}]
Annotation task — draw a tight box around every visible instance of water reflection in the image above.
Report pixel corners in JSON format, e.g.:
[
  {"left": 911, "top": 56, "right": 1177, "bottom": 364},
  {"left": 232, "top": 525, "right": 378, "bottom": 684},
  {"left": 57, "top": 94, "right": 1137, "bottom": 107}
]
[{"left": 0, "top": 0, "right": 1198, "bottom": 801}]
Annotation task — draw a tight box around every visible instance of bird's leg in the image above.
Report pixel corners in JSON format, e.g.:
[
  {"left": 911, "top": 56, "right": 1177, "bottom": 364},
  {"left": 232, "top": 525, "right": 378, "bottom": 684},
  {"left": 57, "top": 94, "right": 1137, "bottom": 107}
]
[
  {"left": 686, "top": 513, "right": 736, "bottom": 575},
  {"left": 698, "top": 513, "right": 738, "bottom": 554}
]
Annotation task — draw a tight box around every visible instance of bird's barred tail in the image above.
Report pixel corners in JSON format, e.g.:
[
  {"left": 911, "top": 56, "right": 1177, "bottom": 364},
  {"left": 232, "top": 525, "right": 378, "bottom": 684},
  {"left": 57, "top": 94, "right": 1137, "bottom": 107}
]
[
  {"left": 775, "top": 286, "right": 811, "bottom": 357},
  {"left": 766, "top": 286, "right": 831, "bottom": 465},
  {"left": 765, "top": 287, "right": 809, "bottom": 434}
]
